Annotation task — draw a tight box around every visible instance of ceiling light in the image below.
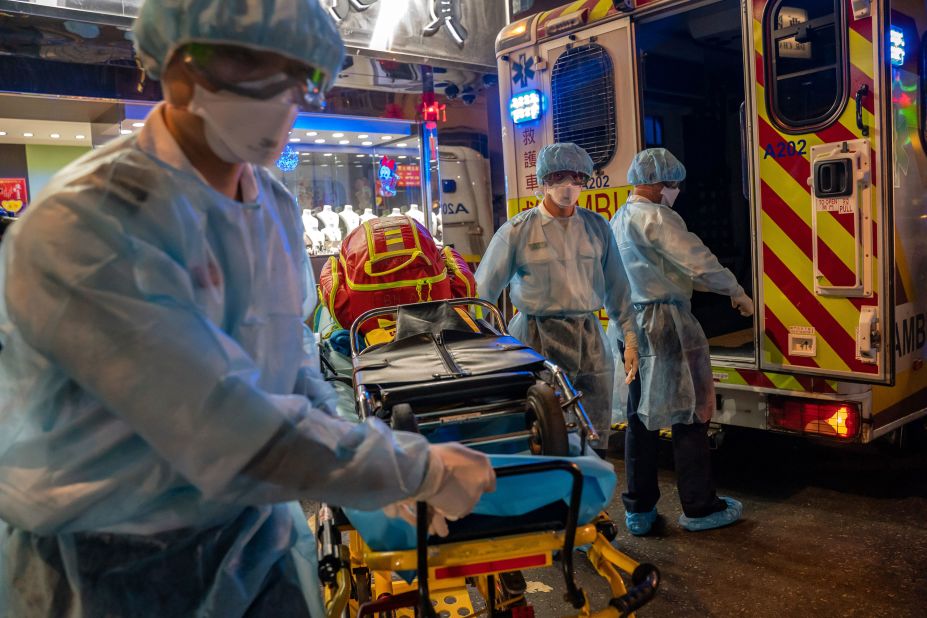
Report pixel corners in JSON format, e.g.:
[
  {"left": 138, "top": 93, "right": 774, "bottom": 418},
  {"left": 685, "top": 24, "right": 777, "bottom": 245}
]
[
  {"left": 315, "top": 138, "right": 326, "bottom": 143},
  {"left": 358, "top": 134, "right": 369, "bottom": 139},
  {"left": 381, "top": 135, "right": 392, "bottom": 140},
  {"left": 290, "top": 137, "right": 301, "bottom": 142},
  {"left": 120, "top": 129, "right": 132, "bottom": 135},
  {"left": 50, "top": 133, "right": 60, "bottom": 139},
  {"left": 362, "top": 141, "right": 373, "bottom": 146},
  {"left": 76, "top": 134, "right": 86, "bottom": 139},
  {"left": 324, "top": 153, "right": 333, "bottom": 157},
  {"left": 23, "top": 132, "right": 33, "bottom": 137},
  {"left": 307, "top": 131, "right": 317, "bottom": 136},
  {"left": 332, "top": 132, "right": 344, "bottom": 138},
  {"left": 356, "top": 154, "right": 366, "bottom": 158},
  {"left": 132, "top": 122, "right": 145, "bottom": 128},
  {"left": 398, "top": 142, "right": 408, "bottom": 147},
  {"left": 339, "top": 140, "right": 350, "bottom": 145},
  {"left": 398, "top": 155, "right": 407, "bottom": 159},
  {"left": 0, "top": 131, "right": 6, "bottom": 136}
]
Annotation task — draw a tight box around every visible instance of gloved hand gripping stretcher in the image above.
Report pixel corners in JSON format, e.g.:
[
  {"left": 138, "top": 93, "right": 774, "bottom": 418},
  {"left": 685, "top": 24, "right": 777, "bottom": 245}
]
[{"left": 316, "top": 298, "right": 660, "bottom": 617}]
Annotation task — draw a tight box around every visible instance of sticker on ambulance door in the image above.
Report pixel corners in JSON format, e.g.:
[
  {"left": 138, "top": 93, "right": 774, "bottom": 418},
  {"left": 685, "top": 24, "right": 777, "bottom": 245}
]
[{"left": 788, "top": 326, "right": 817, "bottom": 357}]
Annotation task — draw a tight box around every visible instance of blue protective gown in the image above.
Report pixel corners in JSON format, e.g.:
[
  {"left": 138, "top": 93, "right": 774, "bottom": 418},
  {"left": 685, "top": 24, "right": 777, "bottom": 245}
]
[
  {"left": 475, "top": 205, "right": 634, "bottom": 444},
  {"left": 607, "top": 196, "right": 745, "bottom": 430},
  {"left": 0, "top": 104, "right": 431, "bottom": 617}
]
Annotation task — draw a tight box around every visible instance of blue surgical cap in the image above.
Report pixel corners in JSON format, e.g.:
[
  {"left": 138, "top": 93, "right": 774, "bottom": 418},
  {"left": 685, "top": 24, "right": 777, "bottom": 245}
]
[
  {"left": 133, "top": 0, "right": 345, "bottom": 90},
  {"left": 627, "top": 148, "right": 686, "bottom": 185},
  {"left": 536, "top": 143, "right": 594, "bottom": 184}
]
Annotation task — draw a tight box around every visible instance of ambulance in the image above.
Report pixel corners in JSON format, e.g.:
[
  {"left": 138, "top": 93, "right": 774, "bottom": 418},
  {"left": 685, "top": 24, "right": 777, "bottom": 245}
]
[{"left": 495, "top": 0, "right": 927, "bottom": 443}]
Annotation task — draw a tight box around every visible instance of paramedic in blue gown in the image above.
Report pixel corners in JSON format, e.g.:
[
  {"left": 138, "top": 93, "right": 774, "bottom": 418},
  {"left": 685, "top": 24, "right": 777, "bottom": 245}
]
[
  {"left": 0, "top": 1, "right": 494, "bottom": 615},
  {"left": 608, "top": 148, "right": 754, "bottom": 536},
  {"left": 475, "top": 143, "right": 639, "bottom": 456}
]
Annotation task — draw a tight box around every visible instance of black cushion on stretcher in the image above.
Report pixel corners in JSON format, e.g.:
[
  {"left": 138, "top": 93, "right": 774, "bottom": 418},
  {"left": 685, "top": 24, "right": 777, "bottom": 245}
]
[
  {"left": 392, "top": 301, "right": 479, "bottom": 339},
  {"left": 380, "top": 371, "right": 537, "bottom": 410},
  {"left": 353, "top": 333, "right": 547, "bottom": 387}
]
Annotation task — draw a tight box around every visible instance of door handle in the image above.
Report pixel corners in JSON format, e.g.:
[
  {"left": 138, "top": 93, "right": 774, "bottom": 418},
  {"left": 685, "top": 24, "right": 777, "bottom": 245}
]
[
  {"left": 739, "top": 101, "right": 748, "bottom": 199},
  {"left": 855, "top": 84, "right": 869, "bottom": 137}
]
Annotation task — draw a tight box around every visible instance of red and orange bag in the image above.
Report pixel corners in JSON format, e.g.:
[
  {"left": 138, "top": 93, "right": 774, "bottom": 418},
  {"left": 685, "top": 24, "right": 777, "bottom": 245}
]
[{"left": 318, "top": 216, "right": 476, "bottom": 333}]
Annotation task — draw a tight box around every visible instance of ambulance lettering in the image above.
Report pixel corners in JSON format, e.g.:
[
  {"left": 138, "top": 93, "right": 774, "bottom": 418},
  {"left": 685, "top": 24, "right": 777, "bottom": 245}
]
[
  {"left": 762, "top": 140, "right": 808, "bottom": 159},
  {"left": 441, "top": 203, "right": 470, "bottom": 215},
  {"left": 894, "top": 310, "right": 927, "bottom": 359}
]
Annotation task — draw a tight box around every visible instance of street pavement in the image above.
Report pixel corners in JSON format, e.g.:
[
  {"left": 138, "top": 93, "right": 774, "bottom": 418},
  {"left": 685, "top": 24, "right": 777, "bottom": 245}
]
[{"left": 523, "top": 428, "right": 927, "bottom": 617}]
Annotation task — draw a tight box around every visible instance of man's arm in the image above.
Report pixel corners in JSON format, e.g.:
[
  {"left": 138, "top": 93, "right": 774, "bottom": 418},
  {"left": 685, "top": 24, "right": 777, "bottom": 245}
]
[{"left": 4, "top": 198, "right": 431, "bottom": 511}]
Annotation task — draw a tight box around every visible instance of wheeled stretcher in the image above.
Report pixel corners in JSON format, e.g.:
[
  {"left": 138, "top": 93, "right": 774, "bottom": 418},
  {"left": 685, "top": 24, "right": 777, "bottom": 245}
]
[{"left": 316, "top": 299, "right": 659, "bottom": 617}]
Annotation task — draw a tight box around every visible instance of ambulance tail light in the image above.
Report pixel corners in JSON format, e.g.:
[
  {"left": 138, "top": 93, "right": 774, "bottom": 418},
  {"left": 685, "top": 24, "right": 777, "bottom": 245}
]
[{"left": 767, "top": 397, "right": 861, "bottom": 440}]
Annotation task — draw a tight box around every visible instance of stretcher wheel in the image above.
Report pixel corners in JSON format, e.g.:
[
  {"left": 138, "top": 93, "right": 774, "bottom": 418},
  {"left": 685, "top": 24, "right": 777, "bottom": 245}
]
[
  {"left": 526, "top": 383, "right": 569, "bottom": 456},
  {"left": 391, "top": 403, "right": 419, "bottom": 433}
]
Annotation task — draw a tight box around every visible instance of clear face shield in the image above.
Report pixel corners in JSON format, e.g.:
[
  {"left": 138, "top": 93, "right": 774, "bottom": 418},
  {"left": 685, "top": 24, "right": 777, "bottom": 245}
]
[{"left": 181, "top": 43, "right": 329, "bottom": 111}]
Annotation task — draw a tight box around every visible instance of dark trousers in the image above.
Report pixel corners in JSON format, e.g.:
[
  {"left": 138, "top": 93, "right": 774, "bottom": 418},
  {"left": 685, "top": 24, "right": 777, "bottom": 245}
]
[{"left": 621, "top": 353, "right": 726, "bottom": 519}]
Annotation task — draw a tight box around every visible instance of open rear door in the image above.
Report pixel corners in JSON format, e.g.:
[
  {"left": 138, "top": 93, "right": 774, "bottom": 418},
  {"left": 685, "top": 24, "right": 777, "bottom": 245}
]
[{"left": 749, "top": 0, "right": 893, "bottom": 384}]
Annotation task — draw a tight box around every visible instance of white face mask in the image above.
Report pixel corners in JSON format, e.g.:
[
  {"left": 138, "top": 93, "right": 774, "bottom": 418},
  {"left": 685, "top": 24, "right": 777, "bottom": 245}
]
[
  {"left": 187, "top": 84, "right": 298, "bottom": 166},
  {"left": 546, "top": 184, "right": 582, "bottom": 209},
  {"left": 660, "top": 186, "right": 681, "bottom": 208}
]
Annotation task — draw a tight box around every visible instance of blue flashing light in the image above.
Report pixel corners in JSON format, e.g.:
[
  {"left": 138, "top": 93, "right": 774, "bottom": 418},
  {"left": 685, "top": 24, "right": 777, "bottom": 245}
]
[
  {"left": 509, "top": 90, "right": 543, "bottom": 124},
  {"left": 890, "top": 26, "right": 906, "bottom": 66}
]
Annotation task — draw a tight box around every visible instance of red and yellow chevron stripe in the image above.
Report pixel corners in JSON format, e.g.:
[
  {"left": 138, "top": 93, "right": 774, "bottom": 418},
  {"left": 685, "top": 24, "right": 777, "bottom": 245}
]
[
  {"left": 712, "top": 366, "right": 839, "bottom": 394},
  {"left": 535, "top": 0, "right": 619, "bottom": 39},
  {"left": 753, "top": 0, "right": 880, "bottom": 378}
]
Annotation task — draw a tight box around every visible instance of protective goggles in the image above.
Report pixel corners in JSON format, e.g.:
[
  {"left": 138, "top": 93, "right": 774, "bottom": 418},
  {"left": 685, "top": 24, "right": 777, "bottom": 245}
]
[
  {"left": 543, "top": 170, "right": 590, "bottom": 186},
  {"left": 181, "top": 43, "right": 329, "bottom": 110}
]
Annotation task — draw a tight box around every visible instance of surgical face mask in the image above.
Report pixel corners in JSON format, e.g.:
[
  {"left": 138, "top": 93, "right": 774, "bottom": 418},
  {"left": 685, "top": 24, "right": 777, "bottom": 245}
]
[
  {"left": 187, "top": 84, "right": 298, "bottom": 165},
  {"left": 660, "top": 185, "right": 681, "bottom": 208},
  {"left": 546, "top": 183, "right": 582, "bottom": 209}
]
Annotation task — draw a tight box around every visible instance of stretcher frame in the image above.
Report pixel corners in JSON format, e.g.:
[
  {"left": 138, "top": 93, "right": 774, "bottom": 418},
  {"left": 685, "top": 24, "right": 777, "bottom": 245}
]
[{"left": 317, "top": 299, "right": 660, "bottom": 616}]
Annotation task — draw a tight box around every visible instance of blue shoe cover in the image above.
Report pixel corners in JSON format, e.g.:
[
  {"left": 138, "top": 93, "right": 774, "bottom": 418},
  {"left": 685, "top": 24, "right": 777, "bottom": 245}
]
[
  {"left": 625, "top": 508, "right": 658, "bottom": 536},
  {"left": 679, "top": 497, "right": 742, "bottom": 532}
]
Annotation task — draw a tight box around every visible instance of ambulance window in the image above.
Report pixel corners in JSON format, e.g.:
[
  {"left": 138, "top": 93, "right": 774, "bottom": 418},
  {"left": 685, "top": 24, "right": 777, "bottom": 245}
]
[
  {"left": 551, "top": 43, "right": 617, "bottom": 168},
  {"left": 764, "top": 0, "right": 847, "bottom": 131},
  {"left": 509, "top": 0, "right": 561, "bottom": 21}
]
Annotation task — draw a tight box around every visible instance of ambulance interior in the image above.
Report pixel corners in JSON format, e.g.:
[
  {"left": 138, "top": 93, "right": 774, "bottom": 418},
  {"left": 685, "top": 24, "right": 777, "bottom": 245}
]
[{"left": 635, "top": 1, "right": 755, "bottom": 360}]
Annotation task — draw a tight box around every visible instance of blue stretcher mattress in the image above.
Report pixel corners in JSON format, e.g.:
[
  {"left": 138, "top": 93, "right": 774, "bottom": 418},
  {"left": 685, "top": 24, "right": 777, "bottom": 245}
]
[{"left": 345, "top": 449, "right": 616, "bottom": 553}]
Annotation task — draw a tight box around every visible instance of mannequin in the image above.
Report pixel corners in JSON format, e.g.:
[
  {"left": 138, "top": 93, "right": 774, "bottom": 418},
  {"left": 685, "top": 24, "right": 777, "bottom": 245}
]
[
  {"left": 339, "top": 204, "right": 360, "bottom": 232},
  {"left": 406, "top": 203, "right": 425, "bottom": 225},
  {"left": 317, "top": 204, "right": 340, "bottom": 229},
  {"left": 316, "top": 204, "right": 342, "bottom": 251},
  {"left": 302, "top": 210, "right": 325, "bottom": 254},
  {"left": 360, "top": 207, "right": 377, "bottom": 223},
  {"left": 390, "top": 207, "right": 402, "bottom": 217}
]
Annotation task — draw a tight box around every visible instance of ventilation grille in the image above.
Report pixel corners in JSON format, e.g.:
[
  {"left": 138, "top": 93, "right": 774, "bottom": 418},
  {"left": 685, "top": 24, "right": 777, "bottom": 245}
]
[{"left": 551, "top": 43, "right": 617, "bottom": 169}]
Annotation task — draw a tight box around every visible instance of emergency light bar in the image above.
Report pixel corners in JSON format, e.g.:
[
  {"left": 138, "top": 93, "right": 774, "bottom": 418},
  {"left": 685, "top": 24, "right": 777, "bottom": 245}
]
[
  {"left": 890, "top": 26, "right": 906, "bottom": 66},
  {"left": 509, "top": 90, "right": 543, "bottom": 124}
]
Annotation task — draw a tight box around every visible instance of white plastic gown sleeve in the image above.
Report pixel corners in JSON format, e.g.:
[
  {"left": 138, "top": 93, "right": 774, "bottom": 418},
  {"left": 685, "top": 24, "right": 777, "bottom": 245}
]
[
  {"left": 638, "top": 204, "right": 743, "bottom": 297},
  {"left": 293, "top": 233, "right": 339, "bottom": 417},
  {"left": 0, "top": 157, "right": 430, "bottom": 523}
]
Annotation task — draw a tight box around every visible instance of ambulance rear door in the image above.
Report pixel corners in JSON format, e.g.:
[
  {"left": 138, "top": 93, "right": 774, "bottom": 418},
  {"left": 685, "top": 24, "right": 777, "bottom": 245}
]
[{"left": 749, "top": 0, "right": 894, "bottom": 384}]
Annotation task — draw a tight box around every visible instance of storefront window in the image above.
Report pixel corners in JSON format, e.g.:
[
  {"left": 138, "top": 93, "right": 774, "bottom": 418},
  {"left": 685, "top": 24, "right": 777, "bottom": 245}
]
[{"left": 269, "top": 115, "right": 428, "bottom": 255}]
